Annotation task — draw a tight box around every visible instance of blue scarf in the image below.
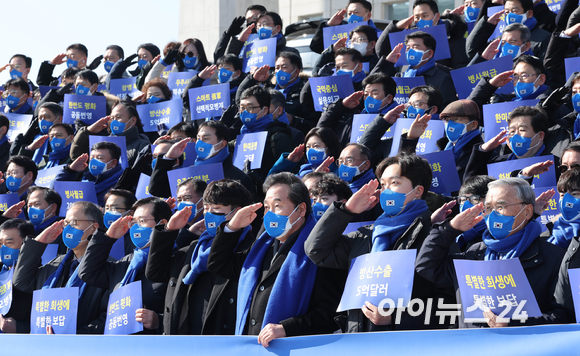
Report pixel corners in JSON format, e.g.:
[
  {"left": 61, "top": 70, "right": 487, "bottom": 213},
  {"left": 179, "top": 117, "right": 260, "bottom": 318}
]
[
  {"left": 524, "top": 16, "right": 537, "bottom": 31},
  {"left": 371, "top": 200, "right": 428, "bottom": 252},
  {"left": 119, "top": 247, "right": 149, "bottom": 287},
  {"left": 298, "top": 161, "right": 338, "bottom": 178},
  {"left": 12, "top": 101, "right": 31, "bottom": 114},
  {"left": 275, "top": 78, "right": 300, "bottom": 98},
  {"left": 32, "top": 134, "right": 50, "bottom": 165},
  {"left": 236, "top": 215, "right": 318, "bottom": 335},
  {"left": 194, "top": 145, "right": 229, "bottom": 166},
  {"left": 548, "top": 216, "right": 580, "bottom": 249},
  {"left": 35, "top": 216, "right": 58, "bottom": 235},
  {"left": 45, "top": 143, "right": 71, "bottom": 169},
  {"left": 183, "top": 225, "right": 251, "bottom": 285},
  {"left": 349, "top": 169, "right": 375, "bottom": 193},
  {"left": 482, "top": 220, "right": 541, "bottom": 260},
  {"left": 513, "top": 84, "right": 548, "bottom": 102},
  {"left": 508, "top": 144, "right": 544, "bottom": 161},
  {"left": 361, "top": 101, "right": 398, "bottom": 115},
  {"left": 444, "top": 129, "right": 481, "bottom": 160},
  {"left": 42, "top": 250, "right": 88, "bottom": 299},
  {"left": 240, "top": 113, "right": 274, "bottom": 134},
  {"left": 403, "top": 58, "right": 436, "bottom": 77},
  {"left": 574, "top": 114, "right": 580, "bottom": 140},
  {"left": 456, "top": 220, "right": 487, "bottom": 249},
  {"left": 83, "top": 164, "right": 123, "bottom": 198},
  {"left": 352, "top": 70, "right": 366, "bottom": 84},
  {"left": 276, "top": 112, "right": 290, "bottom": 125}
]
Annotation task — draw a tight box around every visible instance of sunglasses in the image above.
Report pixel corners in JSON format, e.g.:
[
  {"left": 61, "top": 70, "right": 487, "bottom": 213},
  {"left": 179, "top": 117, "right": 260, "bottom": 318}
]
[
  {"left": 178, "top": 51, "right": 195, "bottom": 59},
  {"left": 558, "top": 164, "right": 580, "bottom": 174}
]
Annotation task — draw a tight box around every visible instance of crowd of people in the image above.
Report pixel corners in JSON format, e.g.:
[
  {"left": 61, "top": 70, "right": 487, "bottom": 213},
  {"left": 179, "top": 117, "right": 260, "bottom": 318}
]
[{"left": 1, "top": 0, "right": 580, "bottom": 346}]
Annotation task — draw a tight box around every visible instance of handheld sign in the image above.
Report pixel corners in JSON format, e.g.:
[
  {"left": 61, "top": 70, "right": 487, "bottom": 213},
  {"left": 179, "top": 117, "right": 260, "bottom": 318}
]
[
  {"left": 422, "top": 150, "right": 462, "bottom": 195},
  {"left": 152, "top": 142, "right": 197, "bottom": 168},
  {"left": 451, "top": 56, "right": 514, "bottom": 99},
  {"left": 31, "top": 287, "right": 79, "bottom": 334},
  {"left": 0, "top": 268, "right": 13, "bottom": 316},
  {"left": 0, "top": 193, "right": 25, "bottom": 220},
  {"left": 309, "top": 75, "right": 355, "bottom": 112},
  {"left": 487, "top": 155, "right": 557, "bottom": 188},
  {"left": 389, "top": 118, "right": 445, "bottom": 157},
  {"left": 168, "top": 71, "right": 197, "bottom": 97},
  {"left": 4, "top": 113, "right": 33, "bottom": 142},
  {"left": 393, "top": 77, "right": 425, "bottom": 105},
  {"left": 135, "top": 173, "right": 153, "bottom": 200},
  {"left": 232, "top": 132, "right": 268, "bottom": 170},
  {"left": 162, "top": 64, "right": 173, "bottom": 79},
  {"left": 242, "top": 37, "right": 277, "bottom": 72},
  {"left": 109, "top": 77, "right": 139, "bottom": 99},
  {"left": 63, "top": 94, "right": 106, "bottom": 126},
  {"left": 343, "top": 221, "right": 373, "bottom": 235},
  {"left": 105, "top": 280, "right": 143, "bottom": 335},
  {"left": 547, "top": 0, "right": 564, "bottom": 14},
  {"left": 388, "top": 25, "right": 451, "bottom": 66},
  {"left": 323, "top": 21, "right": 369, "bottom": 50},
  {"left": 137, "top": 98, "right": 184, "bottom": 133},
  {"left": 351, "top": 115, "right": 395, "bottom": 143},
  {"left": 487, "top": 7, "right": 506, "bottom": 41},
  {"left": 89, "top": 136, "right": 129, "bottom": 169},
  {"left": 565, "top": 57, "right": 580, "bottom": 83},
  {"left": 36, "top": 165, "right": 66, "bottom": 188},
  {"left": 188, "top": 83, "right": 230, "bottom": 120},
  {"left": 482, "top": 99, "right": 540, "bottom": 141},
  {"left": 454, "top": 259, "right": 541, "bottom": 323},
  {"left": 566, "top": 268, "right": 580, "bottom": 323},
  {"left": 54, "top": 181, "right": 99, "bottom": 217},
  {"left": 533, "top": 186, "right": 559, "bottom": 232},
  {"left": 337, "top": 250, "right": 417, "bottom": 312},
  {"left": 167, "top": 163, "right": 225, "bottom": 198}
]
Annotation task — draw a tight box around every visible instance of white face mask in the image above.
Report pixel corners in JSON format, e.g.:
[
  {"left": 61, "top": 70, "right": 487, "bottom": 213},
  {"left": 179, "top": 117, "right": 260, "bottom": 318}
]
[{"left": 350, "top": 42, "right": 369, "bottom": 57}]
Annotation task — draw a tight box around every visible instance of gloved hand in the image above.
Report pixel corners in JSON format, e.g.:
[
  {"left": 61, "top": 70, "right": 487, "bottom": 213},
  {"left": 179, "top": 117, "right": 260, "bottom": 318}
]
[
  {"left": 542, "top": 86, "right": 571, "bottom": 111},
  {"left": 122, "top": 54, "right": 138, "bottom": 68},
  {"left": 162, "top": 49, "right": 179, "bottom": 66},
  {"left": 132, "top": 152, "right": 152, "bottom": 172},
  {"left": 318, "top": 62, "right": 336, "bottom": 77},
  {"left": 56, "top": 82, "right": 74, "bottom": 96},
  {"left": 227, "top": 16, "right": 246, "bottom": 37},
  {"left": 87, "top": 55, "right": 104, "bottom": 70}
]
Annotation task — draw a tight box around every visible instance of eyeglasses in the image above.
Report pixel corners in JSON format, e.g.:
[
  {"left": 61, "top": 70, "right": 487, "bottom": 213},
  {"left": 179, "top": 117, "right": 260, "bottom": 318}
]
[
  {"left": 178, "top": 51, "right": 195, "bottom": 59},
  {"left": 405, "top": 100, "right": 428, "bottom": 109},
  {"left": 484, "top": 202, "right": 525, "bottom": 215},
  {"left": 2, "top": 90, "right": 21, "bottom": 98},
  {"left": 239, "top": 105, "right": 261, "bottom": 113},
  {"left": 256, "top": 21, "right": 275, "bottom": 28},
  {"left": 104, "top": 206, "right": 127, "bottom": 213},
  {"left": 350, "top": 38, "right": 368, "bottom": 44},
  {"left": 128, "top": 218, "right": 156, "bottom": 227},
  {"left": 176, "top": 195, "right": 202, "bottom": 203},
  {"left": 62, "top": 219, "right": 95, "bottom": 228},
  {"left": 559, "top": 164, "right": 580, "bottom": 174},
  {"left": 513, "top": 73, "right": 537, "bottom": 82},
  {"left": 337, "top": 157, "right": 362, "bottom": 166},
  {"left": 456, "top": 195, "right": 484, "bottom": 205}
]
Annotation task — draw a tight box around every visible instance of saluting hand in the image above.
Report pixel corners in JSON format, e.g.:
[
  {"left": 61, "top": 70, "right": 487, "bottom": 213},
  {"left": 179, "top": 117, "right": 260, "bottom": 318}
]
[
  {"left": 3, "top": 201, "right": 26, "bottom": 219},
  {"left": 226, "top": 203, "right": 262, "bottom": 231},
  {"left": 35, "top": 220, "right": 65, "bottom": 244},
  {"left": 69, "top": 153, "right": 89, "bottom": 172},
  {"left": 106, "top": 216, "right": 132, "bottom": 240},
  {"left": 344, "top": 180, "right": 380, "bottom": 215},
  {"left": 449, "top": 203, "right": 484, "bottom": 232},
  {"left": 166, "top": 206, "right": 193, "bottom": 231}
]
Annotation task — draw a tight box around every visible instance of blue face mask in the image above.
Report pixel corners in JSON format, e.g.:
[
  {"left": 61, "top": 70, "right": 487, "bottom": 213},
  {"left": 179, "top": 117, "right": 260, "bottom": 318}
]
[
  {"left": 39, "top": 120, "right": 53, "bottom": 134},
  {"left": 50, "top": 136, "right": 68, "bottom": 153},
  {"left": 406, "top": 48, "right": 429, "bottom": 67},
  {"left": 460, "top": 200, "right": 475, "bottom": 213},
  {"left": 464, "top": 6, "right": 480, "bottom": 22},
  {"left": 88, "top": 158, "right": 111, "bottom": 176},
  {"left": 5, "top": 95, "right": 22, "bottom": 109},
  {"left": 416, "top": 19, "right": 434, "bottom": 28},
  {"left": 338, "top": 161, "right": 366, "bottom": 183},
  {"left": 506, "top": 12, "right": 526, "bottom": 25},
  {"left": 177, "top": 199, "right": 202, "bottom": 223},
  {"left": 364, "top": 96, "right": 383, "bottom": 113},
  {"left": 336, "top": 63, "right": 360, "bottom": 78},
  {"left": 306, "top": 148, "right": 327, "bottom": 166},
  {"left": 183, "top": 55, "right": 198, "bottom": 69},
  {"left": 257, "top": 26, "right": 273, "bottom": 39},
  {"left": 0, "top": 245, "right": 20, "bottom": 267},
  {"left": 29, "top": 206, "right": 53, "bottom": 226},
  {"left": 406, "top": 106, "right": 425, "bottom": 119},
  {"left": 10, "top": 69, "right": 23, "bottom": 79},
  {"left": 500, "top": 42, "right": 523, "bottom": 60},
  {"left": 195, "top": 140, "right": 221, "bottom": 160},
  {"left": 110, "top": 120, "right": 126, "bottom": 135},
  {"left": 62, "top": 224, "right": 92, "bottom": 250},
  {"left": 104, "top": 210, "right": 123, "bottom": 229},
  {"left": 130, "top": 224, "right": 154, "bottom": 249},
  {"left": 572, "top": 93, "right": 580, "bottom": 113},
  {"left": 276, "top": 69, "right": 295, "bottom": 87},
  {"left": 66, "top": 58, "right": 78, "bottom": 68},
  {"left": 204, "top": 210, "right": 234, "bottom": 236},
  {"left": 151, "top": 158, "right": 157, "bottom": 170},
  {"left": 5, "top": 175, "right": 28, "bottom": 193},
  {"left": 484, "top": 207, "right": 525, "bottom": 240},
  {"left": 560, "top": 193, "right": 580, "bottom": 221},
  {"left": 76, "top": 84, "right": 91, "bottom": 96},
  {"left": 264, "top": 206, "right": 300, "bottom": 239},
  {"left": 509, "top": 132, "right": 539, "bottom": 157},
  {"left": 138, "top": 59, "right": 148, "bottom": 69},
  {"left": 240, "top": 110, "right": 258, "bottom": 124},
  {"left": 347, "top": 14, "right": 365, "bottom": 24},
  {"left": 380, "top": 186, "right": 417, "bottom": 216},
  {"left": 312, "top": 202, "right": 330, "bottom": 221},
  {"left": 514, "top": 75, "right": 540, "bottom": 100},
  {"left": 147, "top": 95, "right": 161, "bottom": 104},
  {"left": 104, "top": 61, "right": 115, "bottom": 73},
  {"left": 218, "top": 68, "right": 235, "bottom": 83},
  {"left": 445, "top": 120, "right": 472, "bottom": 143}
]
